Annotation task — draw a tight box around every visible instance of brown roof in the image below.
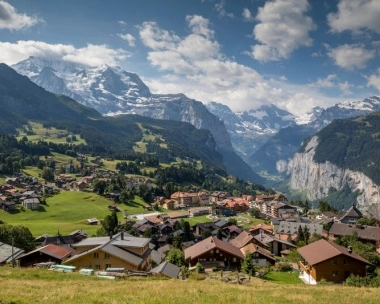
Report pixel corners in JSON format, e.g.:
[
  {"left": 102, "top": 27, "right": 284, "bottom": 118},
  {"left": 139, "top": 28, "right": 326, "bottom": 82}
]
[
  {"left": 19, "top": 244, "right": 73, "bottom": 260},
  {"left": 167, "top": 211, "right": 188, "bottom": 219},
  {"left": 229, "top": 230, "right": 254, "bottom": 248},
  {"left": 329, "top": 223, "right": 380, "bottom": 242},
  {"left": 297, "top": 239, "right": 371, "bottom": 266},
  {"left": 184, "top": 236, "right": 244, "bottom": 261},
  {"left": 249, "top": 223, "right": 273, "bottom": 233},
  {"left": 240, "top": 243, "right": 275, "bottom": 262}
]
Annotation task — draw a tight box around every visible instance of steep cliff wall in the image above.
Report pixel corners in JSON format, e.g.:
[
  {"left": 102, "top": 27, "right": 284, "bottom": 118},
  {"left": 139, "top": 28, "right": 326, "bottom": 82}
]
[{"left": 286, "top": 136, "right": 380, "bottom": 209}]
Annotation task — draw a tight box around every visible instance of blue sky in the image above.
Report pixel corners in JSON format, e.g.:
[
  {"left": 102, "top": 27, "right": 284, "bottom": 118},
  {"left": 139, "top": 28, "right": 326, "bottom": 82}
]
[{"left": 0, "top": 0, "right": 379, "bottom": 115}]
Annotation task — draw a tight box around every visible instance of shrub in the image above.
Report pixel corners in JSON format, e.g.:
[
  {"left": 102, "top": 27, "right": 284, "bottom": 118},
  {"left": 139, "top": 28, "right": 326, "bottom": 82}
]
[
  {"left": 345, "top": 274, "right": 380, "bottom": 287},
  {"left": 276, "top": 262, "right": 293, "bottom": 272}
]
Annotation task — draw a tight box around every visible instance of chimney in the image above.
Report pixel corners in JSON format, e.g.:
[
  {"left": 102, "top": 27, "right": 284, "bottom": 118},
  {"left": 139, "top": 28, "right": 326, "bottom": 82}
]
[
  {"left": 121, "top": 230, "right": 124, "bottom": 240},
  {"left": 109, "top": 232, "right": 113, "bottom": 240},
  {"left": 348, "top": 246, "right": 352, "bottom": 253}
]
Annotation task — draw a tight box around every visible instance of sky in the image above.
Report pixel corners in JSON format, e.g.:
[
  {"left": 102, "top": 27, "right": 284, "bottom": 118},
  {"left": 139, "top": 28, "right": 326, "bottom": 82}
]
[{"left": 0, "top": 0, "right": 380, "bottom": 116}]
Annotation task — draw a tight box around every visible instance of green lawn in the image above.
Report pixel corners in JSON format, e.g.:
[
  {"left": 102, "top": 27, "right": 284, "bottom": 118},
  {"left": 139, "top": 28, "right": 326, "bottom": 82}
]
[
  {"left": 0, "top": 191, "right": 120, "bottom": 237},
  {"left": 120, "top": 197, "right": 151, "bottom": 215},
  {"left": 263, "top": 271, "right": 302, "bottom": 284}
]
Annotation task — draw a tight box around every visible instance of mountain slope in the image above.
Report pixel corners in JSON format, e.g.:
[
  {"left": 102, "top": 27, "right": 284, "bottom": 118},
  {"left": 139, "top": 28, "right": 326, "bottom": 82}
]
[
  {"left": 286, "top": 111, "right": 380, "bottom": 209},
  {"left": 12, "top": 57, "right": 263, "bottom": 183}
]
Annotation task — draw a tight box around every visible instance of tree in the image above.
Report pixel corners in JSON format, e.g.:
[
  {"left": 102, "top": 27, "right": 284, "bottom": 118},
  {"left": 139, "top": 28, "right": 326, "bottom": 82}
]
[
  {"left": 0, "top": 224, "right": 35, "bottom": 252},
  {"left": 41, "top": 167, "right": 54, "bottom": 182},
  {"left": 303, "top": 200, "right": 309, "bottom": 215},
  {"left": 165, "top": 248, "right": 186, "bottom": 268},
  {"left": 202, "top": 230, "right": 212, "bottom": 240},
  {"left": 93, "top": 180, "right": 107, "bottom": 195},
  {"left": 250, "top": 207, "right": 260, "bottom": 218},
  {"left": 297, "top": 225, "right": 304, "bottom": 246},
  {"left": 303, "top": 225, "right": 310, "bottom": 244},
  {"left": 183, "top": 221, "right": 193, "bottom": 242},
  {"left": 228, "top": 218, "right": 237, "bottom": 225},
  {"left": 241, "top": 252, "right": 255, "bottom": 276},
  {"left": 143, "top": 227, "right": 153, "bottom": 238}
]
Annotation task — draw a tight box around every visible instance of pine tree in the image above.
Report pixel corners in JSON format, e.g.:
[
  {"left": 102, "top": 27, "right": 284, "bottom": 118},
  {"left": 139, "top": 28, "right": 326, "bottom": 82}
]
[{"left": 241, "top": 252, "right": 255, "bottom": 276}]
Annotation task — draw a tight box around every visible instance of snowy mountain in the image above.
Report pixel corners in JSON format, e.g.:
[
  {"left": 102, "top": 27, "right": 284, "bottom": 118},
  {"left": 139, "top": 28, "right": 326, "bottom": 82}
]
[
  {"left": 11, "top": 56, "right": 263, "bottom": 183},
  {"left": 206, "top": 102, "right": 296, "bottom": 157}
]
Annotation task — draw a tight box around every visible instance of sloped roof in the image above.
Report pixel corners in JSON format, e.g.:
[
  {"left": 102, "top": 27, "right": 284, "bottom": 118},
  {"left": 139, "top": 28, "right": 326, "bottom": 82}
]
[
  {"left": 0, "top": 242, "right": 24, "bottom": 264},
  {"left": 184, "top": 236, "right": 244, "bottom": 260},
  {"left": 18, "top": 244, "right": 73, "bottom": 260},
  {"left": 151, "top": 261, "right": 180, "bottom": 278},
  {"left": 240, "top": 243, "right": 275, "bottom": 262},
  {"left": 329, "top": 223, "right": 380, "bottom": 242},
  {"left": 276, "top": 222, "right": 323, "bottom": 235},
  {"left": 338, "top": 204, "right": 363, "bottom": 221},
  {"left": 297, "top": 239, "right": 371, "bottom": 266},
  {"left": 102, "top": 244, "right": 143, "bottom": 266},
  {"left": 229, "top": 230, "right": 254, "bottom": 249},
  {"left": 253, "top": 234, "right": 296, "bottom": 248}
]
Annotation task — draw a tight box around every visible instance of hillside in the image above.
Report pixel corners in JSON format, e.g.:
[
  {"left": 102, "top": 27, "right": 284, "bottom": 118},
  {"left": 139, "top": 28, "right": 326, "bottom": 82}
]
[
  {"left": 286, "top": 111, "right": 380, "bottom": 209},
  {"left": 1, "top": 267, "right": 379, "bottom": 304}
]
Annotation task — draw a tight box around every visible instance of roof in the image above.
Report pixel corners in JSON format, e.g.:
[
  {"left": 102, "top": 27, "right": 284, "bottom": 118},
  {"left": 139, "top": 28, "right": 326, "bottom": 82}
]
[
  {"left": 338, "top": 204, "right": 363, "bottom": 221},
  {"left": 18, "top": 244, "right": 73, "bottom": 260},
  {"left": 75, "top": 233, "right": 150, "bottom": 249},
  {"left": 151, "top": 261, "right": 180, "bottom": 278},
  {"left": 249, "top": 223, "right": 273, "bottom": 232},
  {"left": 276, "top": 222, "right": 323, "bottom": 235},
  {"left": 329, "top": 223, "right": 380, "bottom": 242},
  {"left": 214, "top": 220, "right": 228, "bottom": 228},
  {"left": 102, "top": 244, "right": 143, "bottom": 266},
  {"left": 184, "top": 236, "right": 244, "bottom": 260},
  {"left": 253, "top": 234, "right": 296, "bottom": 248},
  {"left": 157, "top": 244, "right": 173, "bottom": 255},
  {"left": 0, "top": 242, "right": 24, "bottom": 264},
  {"left": 297, "top": 239, "right": 371, "bottom": 266},
  {"left": 229, "top": 231, "right": 254, "bottom": 249},
  {"left": 151, "top": 250, "right": 165, "bottom": 265},
  {"left": 240, "top": 244, "right": 276, "bottom": 262}
]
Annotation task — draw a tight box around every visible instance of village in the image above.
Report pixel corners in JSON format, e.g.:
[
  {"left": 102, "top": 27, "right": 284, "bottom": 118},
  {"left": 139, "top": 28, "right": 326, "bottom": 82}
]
[{"left": 1, "top": 166, "right": 378, "bottom": 286}]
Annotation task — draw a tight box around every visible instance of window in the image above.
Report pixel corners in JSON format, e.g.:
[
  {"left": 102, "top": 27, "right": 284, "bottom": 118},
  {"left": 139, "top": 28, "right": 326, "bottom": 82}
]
[
  {"left": 93, "top": 252, "right": 99, "bottom": 259},
  {"left": 344, "top": 258, "right": 349, "bottom": 265},
  {"left": 105, "top": 264, "right": 111, "bottom": 269},
  {"left": 95, "top": 265, "right": 101, "bottom": 270},
  {"left": 233, "top": 258, "right": 237, "bottom": 262},
  {"left": 331, "top": 259, "right": 337, "bottom": 265},
  {"left": 104, "top": 253, "right": 110, "bottom": 259},
  {"left": 210, "top": 250, "right": 214, "bottom": 254},
  {"left": 216, "top": 249, "right": 219, "bottom": 253},
  {"left": 332, "top": 271, "right": 338, "bottom": 277}
]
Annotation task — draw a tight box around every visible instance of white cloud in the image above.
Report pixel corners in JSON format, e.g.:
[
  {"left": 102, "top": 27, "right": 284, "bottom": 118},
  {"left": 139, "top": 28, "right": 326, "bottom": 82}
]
[
  {"left": 327, "top": 44, "right": 375, "bottom": 70},
  {"left": 328, "top": 0, "right": 380, "bottom": 34},
  {"left": 0, "top": 1, "right": 43, "bottom": 31},
  {"left": 242, "top": 8, "right": 253, "bottom": 22},
  {"left": 118, "top": 20, "right": 126, "bottom": 25},
  {"left": 215, "top": 0, "right": 234, "bottom": 19},
  {"left": 137, "top": 15, "right": 346, "bottom": 115},
  {"left": 313, "top": 74, "right": 337, "bottom": 88},
  {"left": 0, "top": 40, "right": 130, "bottom": 66},
  {"left": 338, "top": 81, "right": 353, "bottom": 95},
  {"left": 118, "top": 33, "right": 136, "bottom": 47},
  {"left": 250, "top": 0, "right": 316, "bottom": 62},
  {"left": 367, "top": 69, "right": 380, "bottom": 91}
]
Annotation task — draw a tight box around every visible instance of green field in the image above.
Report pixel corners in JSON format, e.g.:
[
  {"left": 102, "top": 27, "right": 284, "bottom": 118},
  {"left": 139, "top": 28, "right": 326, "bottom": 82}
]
[
  {"left": 0, "top": 191, "right": 123, "bottom": 236},
  {"left": 0, "top": 267, "right": 380, "bottom": 304}
]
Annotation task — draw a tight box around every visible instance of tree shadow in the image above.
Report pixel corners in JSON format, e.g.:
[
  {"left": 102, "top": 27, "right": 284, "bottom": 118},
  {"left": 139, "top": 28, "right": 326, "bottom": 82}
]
[{"left": 34, "top": 206, "right": 47, "bottom": 212}]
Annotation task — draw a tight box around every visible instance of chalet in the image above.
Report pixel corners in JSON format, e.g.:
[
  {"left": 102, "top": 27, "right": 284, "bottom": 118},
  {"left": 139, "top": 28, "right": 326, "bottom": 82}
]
[
  {"left": 65, "top": 232, "right": 152, "bottom": 271},
  {"left": 329, "top": 223, "right": 380, "bottom": 246},
  {"left": 157, "top": 223, "right": 174, "bottom": 236},
  {"left": 229, "top": 230, "right": 255, "bottom": 249},
  {"left": 240, "top": 243, "right": 276, "bottom": 266},
  {"left": 5, "top": 177, "right": 20, "bottom": 186},
  {"left": 223, "top": 225, "right": 243, "bottom": 239},
  {"left": 184, "top": 236, "right": 244, "bottom": 269},
  {"left": 298, "top": 239, "right": 371, "bottom": 284},
  {"left": 192, "top": 222, "right": 219, "bottom": 237},
  {"left": 144, "top": 214, "right": 169, "bottom": 224},
  {"left": 223, "top": 197, "right": 250, "bottom": 213},
  {"left": 0, "top": 242, "right": 24, "bottom": 265},
  {"left": 1, "top": 200, "right": 16, "bottom": 211},
  {"left": 337, "top": 204, "right": 363, "bottom": 224},
  {"left": 255, "top": 193, "right": 288, "bottom": 203},
  {"left": 22, "top": 198, "right": 40, "bottom": 210},
  {"left": 41, "top": 231, "right": 87, "bottom": 247},
  {"left": 17, "top": 244, "right": 73, "bottom": 267},
  {"left": 249, "top": 223, "right": 273, "bottom": 236},
  {"left": 253, "top": 234, "right": 296, "bottom": 256},
  {"left": 87, "top": 218, "right": 99, "bottom": 225},
  {"left": 209, "top": 191, "right": 232, "bottom": 204},
  {"left": 171, "top": 192, "right": 200, "bottom": 207}
]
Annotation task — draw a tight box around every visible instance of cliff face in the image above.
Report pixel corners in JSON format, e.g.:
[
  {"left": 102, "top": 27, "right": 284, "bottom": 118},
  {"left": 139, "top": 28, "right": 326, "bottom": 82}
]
[{"left": 285, "top": 136, "right": 380, "bottom": 209}]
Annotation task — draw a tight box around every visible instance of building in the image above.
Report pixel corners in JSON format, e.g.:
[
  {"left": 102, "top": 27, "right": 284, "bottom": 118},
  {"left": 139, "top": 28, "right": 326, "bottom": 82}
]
[
  {"left": 22, "top": 198, "right": 40, "bottom": 210},
  {"left": 298, "top": 239, "right": 371, "bottom": 284},
  {"left": 18, "top": 244, "right": 73, "bottom": 267},
  {"left": 65, "top": 232, "right": 151, "bottom": 271},
  {"left": 276, "top": 222, "right": 323, "bottom": 236},
  {"left": 240, "top": 243, "right": 276, "bottom": 267},
  {"left": 337, "top": 204, "right": 363, "bottom": 224},
  {"left": 329, "top": 223, "right": 380, "bottom": 246},
  {"left": 0, "top": 242, "right": 24, "bottom": 265},
  {"left": 184, "top": 236, "right": 244, "bottom": 269},
  {"left": 151, "top": 261, "right": 181, "bottom": 279}
]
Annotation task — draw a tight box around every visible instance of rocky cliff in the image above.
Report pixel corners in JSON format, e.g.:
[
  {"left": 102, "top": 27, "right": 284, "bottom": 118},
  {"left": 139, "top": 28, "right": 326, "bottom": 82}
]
[{"left": 285, "top": 135, "right": 380, "bottom": 209}]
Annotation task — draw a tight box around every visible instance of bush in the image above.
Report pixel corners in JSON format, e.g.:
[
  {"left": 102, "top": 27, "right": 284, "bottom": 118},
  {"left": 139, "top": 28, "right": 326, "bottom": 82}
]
[
  {"left": 345, "top": 274, "right": 380, "bottom": 287},
  {"left": 276, "top": 262, "right": 293, "bottom": 272}
]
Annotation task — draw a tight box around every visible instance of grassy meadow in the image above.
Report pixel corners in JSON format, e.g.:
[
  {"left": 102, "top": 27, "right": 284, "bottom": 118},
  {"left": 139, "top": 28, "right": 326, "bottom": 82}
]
[
  {"left": 0, "top": 267, "right": 380, "bottom": 304},
  {"left": 0, "top": 191, "right": 121, "bottom": 236}
]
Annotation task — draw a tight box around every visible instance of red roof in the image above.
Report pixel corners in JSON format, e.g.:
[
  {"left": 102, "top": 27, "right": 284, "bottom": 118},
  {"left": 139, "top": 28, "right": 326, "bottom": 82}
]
[{"left": 40, "top": 244, "right": 73, "bottom": 259}]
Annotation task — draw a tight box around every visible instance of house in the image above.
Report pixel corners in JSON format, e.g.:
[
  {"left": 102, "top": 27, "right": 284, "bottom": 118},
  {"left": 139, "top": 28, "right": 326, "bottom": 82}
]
[
  {"left": 18, "top": 244, "right": 74, "bottom": 267},
  {"left": 151, "top": 261, "right": 181, "bottom": 279},
  {"left": 298, "top": 239, "right": 371, "bottom": 284},
  {"left": 223, "top": 198, "right": 250, "bottom": 213},
  {"left": 188, "top": 207, "right": 211, "bottom": 217},
  {"left": 209, "top": 191, "right": 232, "bottom": 204},
  {"left": 329, "top": 223, "right": 380, "bottom": 246},
  {"left": 1, "top": 200, "right": 16, "bottom": 211},
  {"left": 192, "top": 222, "right": 219, "bottom": 237},
  {"left": 337, "top": 204, "right": 363, "bottom": 224},
  {"left": 230, "top": 230, "right": 255, "bottom": 249},
  {"left": 223, "top": 225, "right": 243, "bottom": 239},
  {"left": 240, "top": 243, "right": 276, "bottom": 266},
  {"left": 0, "top": 242, "right": 24, "bottom": 265},
  {"left": 41, "top": 231, "right": 87, "bottom": 247},
  {"left": 87, "top": 218, "right": 99, "bottom": 225},
  {"left": 253, "top": 234, "right": 296, "bottom": 256},
  {"left": 249, "top": 224, "right": 273, "bottom": 236},
  {"left": 184, "top": 236, "right": 244, "bottom": 269},
  {"left": 65, "top": 232, "right": 151, "bottom": 271},
  {"left": 22, "top": 198, "right": 40, "bottom": 210}
]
